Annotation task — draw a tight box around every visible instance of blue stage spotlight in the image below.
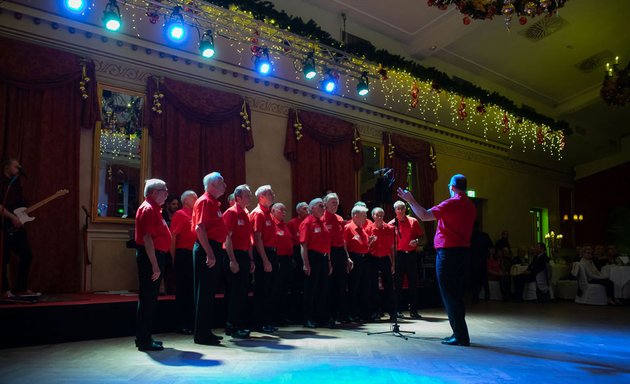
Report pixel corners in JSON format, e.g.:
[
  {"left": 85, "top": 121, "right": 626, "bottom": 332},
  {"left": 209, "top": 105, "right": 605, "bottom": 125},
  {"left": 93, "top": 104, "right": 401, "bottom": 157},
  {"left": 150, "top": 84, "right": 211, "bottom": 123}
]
[
  {"left": 102, "top": 0, "right": 121, "bottom": 32},
  {"left": 199, "top": 30, "right": 215, "bottom": 58},
  {"left": 64, "top": 0, "right": 86, "bottom": 13},
  {"left": 165, "top": 6, "right": 187, "bottom": 43},
  {"left": 322, "top": 68, "right": 337, "bottom": 93},
  {"left": 255, "top": 47, "right": 272, "bottom": 75},
  {"left": 357, "top": 71, "right": 369, "bottom": 96},
  {"left": 302, "top": 51, "right": 317, "bottom": 80}
]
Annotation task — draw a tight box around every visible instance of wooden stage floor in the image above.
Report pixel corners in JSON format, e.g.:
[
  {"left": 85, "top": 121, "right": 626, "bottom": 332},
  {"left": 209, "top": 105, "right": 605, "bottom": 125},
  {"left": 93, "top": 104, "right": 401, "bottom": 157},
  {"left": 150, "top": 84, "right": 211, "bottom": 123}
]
[{"left": 0, "top": 300, "right": 628, "bottom": 383}]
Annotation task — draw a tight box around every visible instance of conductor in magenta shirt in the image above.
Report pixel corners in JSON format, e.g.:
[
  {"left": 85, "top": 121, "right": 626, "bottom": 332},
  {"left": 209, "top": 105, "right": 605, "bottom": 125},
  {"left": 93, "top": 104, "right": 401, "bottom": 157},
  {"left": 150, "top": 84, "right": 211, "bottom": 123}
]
[{"left": 397, "top": 174, "right": 476, "bottom": 346}]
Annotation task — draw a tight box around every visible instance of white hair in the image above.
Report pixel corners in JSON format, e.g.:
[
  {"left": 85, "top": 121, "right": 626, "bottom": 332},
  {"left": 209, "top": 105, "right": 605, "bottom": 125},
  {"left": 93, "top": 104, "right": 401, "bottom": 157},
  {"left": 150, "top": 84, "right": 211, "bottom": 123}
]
[
  {"left": 354, "top": 201, "right": 367, "bottom": 208},
  {"left": 308, "top": 198, "right": 323, "bottom": 212},
  {"left": 255, "top": 184, "right": 273, "bottom": 199},
  {"left": 371, "top": 207, "right": 384, "bottom": 217},
  {"left": 144, "top": 179, "right": 166, "bottom": 197},
  {"left": 271, "top": 202, "right": 286, "bottom": 212},
  {"left": 393, "top": 200, "right": 406, "bottom": 210},
  {"left": 351, "top": 205, "right": 368, "bottom": 216},
  {"left": 295, "top": 201, "right": 308, "bottom": 211},
  {"left": 180, "top": 190, "right": 197, "bottom": 203},
  {"left": 234, "top": 184, "right": 251, "bottom": 198},
  {"left": 323, "top": 193, "right": 339, "bottom": 203},
  {"left": 203, "top": 172, "right": 222, "bottom": 191}
]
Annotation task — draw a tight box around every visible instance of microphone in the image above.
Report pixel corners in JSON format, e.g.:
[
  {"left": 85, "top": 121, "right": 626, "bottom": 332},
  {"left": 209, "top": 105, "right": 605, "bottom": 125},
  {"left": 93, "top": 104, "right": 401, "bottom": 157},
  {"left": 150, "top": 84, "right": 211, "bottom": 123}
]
[{"left": 17, "top": 165, "right": 26, "bottom": 178}]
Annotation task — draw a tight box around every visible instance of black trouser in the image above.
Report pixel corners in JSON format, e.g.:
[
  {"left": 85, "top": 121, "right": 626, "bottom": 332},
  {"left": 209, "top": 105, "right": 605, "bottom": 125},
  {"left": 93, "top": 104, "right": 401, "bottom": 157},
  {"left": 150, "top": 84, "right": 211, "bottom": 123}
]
[
  {"left": 303, "top": 250, "right": 329, "bottom": 323},
  {"left": 370, "top": 256, "right": 394, "bottom": 317},
  {"left": 135, "top": 246, "right": 166, "bottom": 344},
  {"left": 290, "top": 245, "right": 304, "bottom": 320},
  {"left": 274, "top": 255, "right": 294, "bottom": 322},
  {"left": 329, "top": 246, "right": 348, "bottom": 320},
  {"left": 436, "top": 247, "right": 470, "bottom": 343},
  {"left": 193, "top": 240, "right": 224, "bottom": 340},
  {"left": 174, "top": 248, "right": 194, "bottom": 330},
  {"left": 1, "top": 228, "right": 33, "bottom": 292},
  {"left": 590, "top": 278, "right": 615, "bottom": 298},
  {"left": 394, "top": 250, "right": 419, "bottom": 312},
  {"left": 227, "top": 250, "right": 251, "bottom": 329},
  {"left": 348, "top": 253, "right": 371, "bottom": 319},
  {"left": 253, "top": 247, "right": 278, "bottom": 327},
  {"left": 512, "top": 272, "right": 536, "bottom": 299}
]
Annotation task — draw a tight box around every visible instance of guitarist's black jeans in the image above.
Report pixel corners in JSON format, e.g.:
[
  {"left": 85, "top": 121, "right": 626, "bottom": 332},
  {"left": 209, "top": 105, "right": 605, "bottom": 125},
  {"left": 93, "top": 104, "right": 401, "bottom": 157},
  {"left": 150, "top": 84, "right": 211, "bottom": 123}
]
[{"left": 2, "top": 228, "right": 33, "bottom": 293}]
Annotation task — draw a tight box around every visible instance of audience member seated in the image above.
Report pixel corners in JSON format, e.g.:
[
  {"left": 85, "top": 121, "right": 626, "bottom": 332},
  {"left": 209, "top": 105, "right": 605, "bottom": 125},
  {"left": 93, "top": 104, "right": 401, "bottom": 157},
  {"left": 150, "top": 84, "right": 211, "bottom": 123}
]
[
  {"left": 579, "top": 244, "right": 621, "bottom": 305},
  {"left": 593, "top": 244, "right": 607, "bottom": 270},
  {"left": 512, "top": 242, "right": 550, "bottom": 301},
  {"left": 486, "top": 247, "right": 510, "bottom": 300},
  {"left": 605, "top": 244, "right": 622, "bottom": 266}
]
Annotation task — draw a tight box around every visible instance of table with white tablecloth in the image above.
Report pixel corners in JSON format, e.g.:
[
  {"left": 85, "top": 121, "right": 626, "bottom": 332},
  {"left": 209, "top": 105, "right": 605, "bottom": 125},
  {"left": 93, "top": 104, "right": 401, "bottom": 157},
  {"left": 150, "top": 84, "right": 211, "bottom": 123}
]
[{"left": 602, "top": 265, "right": 630, "bottom": 299}]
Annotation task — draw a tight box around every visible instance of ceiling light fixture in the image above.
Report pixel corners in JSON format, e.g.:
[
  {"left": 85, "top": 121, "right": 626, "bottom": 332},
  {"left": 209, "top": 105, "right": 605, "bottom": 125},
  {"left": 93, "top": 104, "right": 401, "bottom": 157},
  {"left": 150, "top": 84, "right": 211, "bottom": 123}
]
[
  {"left": 165, "top": 6, "right": 187, "bottom": 43},
  {"left": 601, "top": 55, "right": 630, "bottom": 106},
  {"left": 199, "top": 29, "right": 215, "bottom": 58},
  {"left": 102, "top": 0, "right": 121, "bottom": 32},
  {"left": 357, "top": 71, "right": 369, "bottom": 96}
]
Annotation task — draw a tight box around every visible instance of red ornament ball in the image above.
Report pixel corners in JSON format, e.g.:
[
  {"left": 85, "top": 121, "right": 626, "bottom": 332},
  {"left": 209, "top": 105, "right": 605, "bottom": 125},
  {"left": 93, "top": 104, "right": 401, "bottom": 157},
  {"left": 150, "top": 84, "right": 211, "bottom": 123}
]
[
  {"left": 463, "top": 16, "right": 471, "bottom": 25},
  {"left": 519, "top": 16, "right": 528, "bottom": 25}
]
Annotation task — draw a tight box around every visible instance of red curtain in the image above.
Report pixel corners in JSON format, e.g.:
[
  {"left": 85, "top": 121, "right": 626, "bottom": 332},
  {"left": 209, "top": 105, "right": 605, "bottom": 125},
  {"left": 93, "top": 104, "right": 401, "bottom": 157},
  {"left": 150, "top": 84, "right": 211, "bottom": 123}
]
[
  {"left": 146, "top": 77, "right": 254, "bottom": 202},
  {"left": 384, "top": 132, "right": 438, "bottom": 244},
  {"left": 0, "top": 37, "right": 98, "bottom": 292},
  {"left": 284, "top": 109, "right": 362, "bottom": 216}
]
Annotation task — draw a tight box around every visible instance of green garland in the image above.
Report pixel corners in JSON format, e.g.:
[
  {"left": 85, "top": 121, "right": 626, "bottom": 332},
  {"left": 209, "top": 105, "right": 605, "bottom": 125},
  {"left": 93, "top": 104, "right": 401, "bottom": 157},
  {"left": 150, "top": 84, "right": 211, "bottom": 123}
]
[{"left": 206, "top": 0, "right": 570, "bottom": 134}]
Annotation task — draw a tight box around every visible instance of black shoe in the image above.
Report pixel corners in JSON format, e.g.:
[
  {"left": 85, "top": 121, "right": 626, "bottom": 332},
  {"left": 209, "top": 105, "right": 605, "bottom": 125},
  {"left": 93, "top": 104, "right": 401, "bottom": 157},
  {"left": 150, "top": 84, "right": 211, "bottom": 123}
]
[
  {"left": 442, "top": 334, "right": 455, "bottom": 341},
  {"left": 441, "top": 336, "right": 470, "bottom": 346},
  {"left": 304, "top": 320, "right": 317, "bottom": 329},
  {"left": 135, "top": 338, "right": 162, "bottom": 347},
  {"left": 409, "top": 311, "right": 422, "bottom": 319},
  {"left": 232, "top": 329, "right": 251, "bottom": 339},
  {"left": 257, "top": 325, "right": 278, "bottom": 333},
  {"left": 137, "top": 340, "right": 164, "bottom": 351},
  {"left": 195, "top": 332, "right": 223, "bottom": 345}
]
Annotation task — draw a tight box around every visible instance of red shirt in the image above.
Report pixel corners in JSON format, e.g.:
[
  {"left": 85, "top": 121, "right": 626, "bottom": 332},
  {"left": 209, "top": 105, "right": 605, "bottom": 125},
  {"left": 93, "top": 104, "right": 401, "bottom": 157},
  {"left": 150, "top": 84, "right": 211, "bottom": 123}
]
[
  {"left": 192, "top": 192, "right": 228, "bottom": 244},
  {"left": 135, "top": 198, "right": 171, "bottom": 252},
  {"left": 273, "top": 218, "right": 293, "bottom": 256},
  {"left": 250, "top": 204, "right": 277, "bottom": 247},
  {"left": 363, "top": 218, "right": 373, "bottom": 229},
  {"left": 223, "top": 204, "right": 252, "bottom": 251},
  {"left": 430, "top": 192, "right": 476, "bottom": 249},
  {"left": 299, "top": 215, "right": 331, "bottom": 254},
  {"left": 323, "top": 210, "right": 345, "bottom": 248},
  {"left": 389, "top": 216, "right": 423, "bottom": 252},
  {"left": 287, "top": 216, "right": 304, "bottom": 246},
  {"left": 343, "top": 221, "right": 369, "bottom": 254},
  {"left": 170, "top": 207, "right": 196, "bottom": 250},
  {"left": 367, "top": 222, "right": 395, "bottom": 258}
]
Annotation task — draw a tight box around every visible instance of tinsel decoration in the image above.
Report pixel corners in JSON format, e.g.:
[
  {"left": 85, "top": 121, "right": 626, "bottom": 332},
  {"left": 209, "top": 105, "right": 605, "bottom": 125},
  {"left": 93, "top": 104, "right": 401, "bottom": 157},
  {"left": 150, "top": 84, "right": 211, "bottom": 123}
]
[
  {"left": 387, "top": 133, "right": 395, "bottom": 158},
  {"left": 240, "top": 101, "right": 251, "bottom": 131},
  {"left": 352, "top": 129, "right": 361, "bottom": 153},
  {"left": 502, "top": 112, "right": 510, "bottom": 133},
  {"left": 410, "top": 81, "right": 419, "bottom": 108},
  {"left": 429, "top": 145, "right": 437, "bottom": 169},
  {"left": 151, "top": 77, "right": 164, "bottom": 114},
  {"left": 476, "top": 102, "right": 486, "bottom": 115},
  {"left": 536, "top": 127, "right": 544, "bottom": 145},
  {"left": 79, "top": 61, "right": 90, "bottom": 100},
  {"left": 457, "top": 98, "right": 467, "bottom": 120},
  {"left": 293, "top": 110, "right": 303, "bottom": 140}
]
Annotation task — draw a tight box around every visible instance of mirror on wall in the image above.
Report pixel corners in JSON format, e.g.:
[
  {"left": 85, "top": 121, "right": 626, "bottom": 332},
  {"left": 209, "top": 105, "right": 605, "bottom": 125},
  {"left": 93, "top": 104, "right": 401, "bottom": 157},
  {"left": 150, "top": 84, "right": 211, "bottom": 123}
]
[{"left": 91, "top": 84, "right": 148, "bottom": 223}]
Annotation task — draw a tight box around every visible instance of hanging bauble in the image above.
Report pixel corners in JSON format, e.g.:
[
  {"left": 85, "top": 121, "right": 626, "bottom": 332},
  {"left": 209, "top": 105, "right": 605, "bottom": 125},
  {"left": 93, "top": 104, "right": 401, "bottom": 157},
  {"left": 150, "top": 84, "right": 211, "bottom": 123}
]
[
  {"left": 524, "top": 1, "right": 537, "bottom": 16},
  {"left": 539, "top": 0, "right": 552, "bottom": 9},
  {"left": 501, "top": 0, "right": 515, "bottom": 16},
  {"left": 463, "top": 16, "right": 471, "bottom": 25},
  {"left": 502, "top": 112, "right": 510, "bottom": 133},
  {"left": 476, "top": 102, "right": 486, "bottom": 115},
  {"left": 519, "top": 16, "right": 527, "bottom": 25}
]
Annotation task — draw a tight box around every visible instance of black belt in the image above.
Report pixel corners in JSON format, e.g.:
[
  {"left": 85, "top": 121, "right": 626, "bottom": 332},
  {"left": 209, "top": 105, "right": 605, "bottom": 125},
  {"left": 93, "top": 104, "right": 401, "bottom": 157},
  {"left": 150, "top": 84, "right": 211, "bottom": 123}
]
[
  {"left": 308, "top": 250, "right": 328, "bottom": 257},
  {"left": 397, "top": 250, "right": 416, "bottom": 255},
  {"left": 349, "top": 252, "right": 367, "bottom": 258},
  {"left": 264, "top": 247, "right": 277, "bottom": 253}
]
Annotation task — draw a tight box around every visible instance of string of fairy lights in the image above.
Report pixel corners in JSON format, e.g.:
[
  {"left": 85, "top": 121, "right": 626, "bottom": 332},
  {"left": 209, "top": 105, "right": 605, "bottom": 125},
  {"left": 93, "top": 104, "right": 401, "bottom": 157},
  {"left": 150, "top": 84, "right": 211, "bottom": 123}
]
[{"left": 63, "top": 0, "right": 565, "bottom": 158}]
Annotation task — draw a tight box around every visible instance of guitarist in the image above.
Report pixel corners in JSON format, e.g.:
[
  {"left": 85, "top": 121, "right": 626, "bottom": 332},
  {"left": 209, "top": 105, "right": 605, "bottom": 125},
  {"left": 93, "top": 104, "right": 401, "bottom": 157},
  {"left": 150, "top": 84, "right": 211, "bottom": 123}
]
[{"left": 1, "top": 157, "right": 35, "bottom": 298}]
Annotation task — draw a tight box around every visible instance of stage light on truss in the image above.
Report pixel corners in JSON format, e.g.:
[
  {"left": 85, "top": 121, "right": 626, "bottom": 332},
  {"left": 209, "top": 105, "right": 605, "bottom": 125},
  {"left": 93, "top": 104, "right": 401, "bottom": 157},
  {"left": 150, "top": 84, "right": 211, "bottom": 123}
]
[
  {"left": 102, "top": 0, "right": 121, "bottom": 32},
  {"left": 165, "top": 6, "right": 187, "bottom": 43},
  {"left": 302, "top": 51, "right": 317, "bottom": 80},
  {"left": 255, "top": 47, "right": 272, "bottom": 75},
  {"left": 357, "top": 71, "right": 369, "bottom": 96},
  {"left": 322, "top": 68, "right": 337, "bottom": 93},
  {"left": 64, "top": 0, "right": 87, "bottom": 13},
  {"left": 199, "top": 30, "right": 215, "bottom": 58}
]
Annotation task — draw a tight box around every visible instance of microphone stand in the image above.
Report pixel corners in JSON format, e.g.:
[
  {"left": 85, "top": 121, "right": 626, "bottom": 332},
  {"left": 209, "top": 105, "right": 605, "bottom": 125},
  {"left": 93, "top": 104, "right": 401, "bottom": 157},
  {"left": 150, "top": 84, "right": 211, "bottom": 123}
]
[{"left": 368, "top": 217, "right": 415, "bottom": 340}]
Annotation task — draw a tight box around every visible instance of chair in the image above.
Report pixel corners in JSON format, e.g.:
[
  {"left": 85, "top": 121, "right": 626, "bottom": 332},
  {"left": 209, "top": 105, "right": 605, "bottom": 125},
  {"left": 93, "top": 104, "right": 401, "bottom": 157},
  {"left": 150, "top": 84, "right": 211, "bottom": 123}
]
[
  {"left": 479, "top": 280, "right": 503, "bottom": 300},
  {"left": 572, "top": 262, "right": 607, "bottom": 305},
  {"left": 555, "top": 279, "right": 578, "bottom": 300},
  {"left": 523, "top": 263, "right": 554, "bottom": 301}
]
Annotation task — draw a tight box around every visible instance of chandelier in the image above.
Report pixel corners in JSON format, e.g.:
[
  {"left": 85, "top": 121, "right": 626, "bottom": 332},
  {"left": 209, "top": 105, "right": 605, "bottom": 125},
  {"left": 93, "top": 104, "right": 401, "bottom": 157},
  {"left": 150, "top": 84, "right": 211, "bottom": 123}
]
[
  {"left": 427, "top": 0, "right": 569, "bottom": 28},
  {"left": 601, "top": 56, "right": 630, "bottom": 107}
]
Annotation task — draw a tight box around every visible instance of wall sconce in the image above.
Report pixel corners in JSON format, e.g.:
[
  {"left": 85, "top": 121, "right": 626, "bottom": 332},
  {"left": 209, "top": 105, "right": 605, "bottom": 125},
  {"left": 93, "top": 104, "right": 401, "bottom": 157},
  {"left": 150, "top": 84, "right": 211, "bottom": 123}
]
[{"left": 562, "top": 213, "right": 584, "bottom": 222}]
